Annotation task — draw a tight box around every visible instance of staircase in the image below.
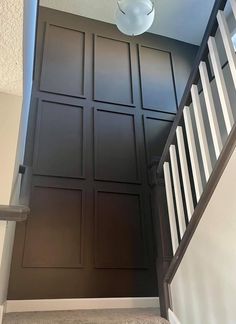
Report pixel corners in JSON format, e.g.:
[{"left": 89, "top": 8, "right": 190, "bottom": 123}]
[{"left": 155, "top": 0, "right": 236, "bottom": 321}]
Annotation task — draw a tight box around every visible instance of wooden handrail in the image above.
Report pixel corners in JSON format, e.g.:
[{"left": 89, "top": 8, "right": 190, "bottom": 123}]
[
  {"left": 157, "top": 0, "right": 228, "bottom": 176},
  {"left": 0, "top": 205, "right": 30, "bottom": 221},
  {"left": 0, "top": 165, "right": 32, "bottom": 222}
]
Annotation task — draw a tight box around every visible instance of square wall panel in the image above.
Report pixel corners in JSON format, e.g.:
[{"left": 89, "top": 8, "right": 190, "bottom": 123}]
[
  {"left": 95, "top": 191, "right": 147, "bottom": 268},
  {"left": 94, "top": 35, "right": 134, "bottom": 106},
  {"left": 94, "top": 109, "right": 139, "bottom": 183},
  {"left": 23, "top": 186, "right": 83, "bottom": 268},
  {"left": 34, "top": 101, "right": 84, "bottom": 178}
]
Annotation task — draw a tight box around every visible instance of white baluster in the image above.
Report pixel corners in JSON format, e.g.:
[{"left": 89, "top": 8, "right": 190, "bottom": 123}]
[
  {"left": 163, "top": 162, "right": 179, "bottom": 254},
  {"left": 191, "top": 84, "right": 212, "bottom": 181},
  {"left": 217, "top": 10, "right": 236, "bottom": 88},
  {"left": 208, "top": 36, "right": 234, "bottom": 134},
  {"left": 183, "top": 106, "right": 203, "bottom": 201},
  {"left": 176, "top": 126, "right": 194, "bottom": 221},
  {"left": 230, "top": 0, "right": 236, "bottom": 20},
  {"left": 169, "top": 145, "right": 186, "bottom": 238},
  {"left": 199, "top": 61, "right": 223, "bottom": 158}
]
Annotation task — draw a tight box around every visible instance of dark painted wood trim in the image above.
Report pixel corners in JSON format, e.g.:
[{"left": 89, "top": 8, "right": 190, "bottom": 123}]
[
  {"left": 157, "top": 0, "right": 228, "bottom": 175},
  {"left": 163, "top": 280, "right": 172, "bottom": 314},
  {"left": 164, "top": 121, "right": 236, "bottom": 313}
]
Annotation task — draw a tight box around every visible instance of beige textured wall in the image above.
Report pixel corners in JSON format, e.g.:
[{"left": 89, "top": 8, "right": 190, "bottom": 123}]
[
  {"left": 0, "top": 2, "right": 24, "bottom": 319},
  {"left": 0, "top": 93, "right": 22, "bottom": 311},
  {"left": 0, "top": 93, "right": 22, "bottom": 205},
  {"left": 0, "top": 1, "right": 38, "bottom": 320},
  {"left": 0, "top": 0, "right": 23, "bottom": 96}
]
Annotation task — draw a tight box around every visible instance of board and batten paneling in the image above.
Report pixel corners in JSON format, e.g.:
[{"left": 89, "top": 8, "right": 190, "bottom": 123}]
[{"left": 8, "top": 6, "right": 198, "bottom": 299}]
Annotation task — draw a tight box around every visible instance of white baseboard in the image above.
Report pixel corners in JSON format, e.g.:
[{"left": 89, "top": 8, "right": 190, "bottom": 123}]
[
  {"left": 168, "top": 309, "right": 181, "bottom": 324},
  {"left": 6, "top": 297, "right": 159, "bottom": 313}
]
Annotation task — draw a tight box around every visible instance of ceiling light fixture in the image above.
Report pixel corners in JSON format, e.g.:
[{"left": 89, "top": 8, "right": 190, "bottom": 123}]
[{"left": 115, "top": 0, "right": 155, "bottom": 36}]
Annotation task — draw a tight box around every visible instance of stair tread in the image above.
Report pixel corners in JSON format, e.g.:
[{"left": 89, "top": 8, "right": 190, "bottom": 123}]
[{"left": 3, "top": 308, "right": 169, "bottom": 323}]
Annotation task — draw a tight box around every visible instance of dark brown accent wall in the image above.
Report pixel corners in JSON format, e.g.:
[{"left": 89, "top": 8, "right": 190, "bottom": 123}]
[{"left": 8, "top": 7, "right": 198, "bottom": 299}]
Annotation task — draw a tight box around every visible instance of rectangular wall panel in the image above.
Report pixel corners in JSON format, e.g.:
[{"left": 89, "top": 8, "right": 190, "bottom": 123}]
[
  {"left": 139, "top": 45, "right": 177, "bottom": 113},
  {"left": 143, "top": 116, "right": 173, "bottom": 164},
  {"left": 23, "top": 186, "right": 84, "bottom": 268},
  {"left": 94, "top": 35, "right": 134, "bottom": 106},
  {"left": 94, "top": 109, "right": 140, "bottom": 183},
  {"left": 40, "top": 24, "right": 85, "bottom": 97},
  {"left": 95, "top": 191, "right": 147, "bottom": 268},
  {"left": 34, "top": 101, "right": 84, "bottom": 178}
]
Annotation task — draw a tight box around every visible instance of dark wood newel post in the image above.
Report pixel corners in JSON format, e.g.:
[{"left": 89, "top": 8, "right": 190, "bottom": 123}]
[{"left": 148, "top": 159, "right": 173, "bottom": 319}]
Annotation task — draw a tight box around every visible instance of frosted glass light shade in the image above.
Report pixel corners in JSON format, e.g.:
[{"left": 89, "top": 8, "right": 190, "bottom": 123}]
[{"left": 116, "top": 0, "right": 155, "bottom": 36}]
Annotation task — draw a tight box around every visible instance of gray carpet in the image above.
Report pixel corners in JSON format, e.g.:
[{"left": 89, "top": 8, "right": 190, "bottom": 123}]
[{"left": 3, "top": 308, "right": 169, "bottom": 324}]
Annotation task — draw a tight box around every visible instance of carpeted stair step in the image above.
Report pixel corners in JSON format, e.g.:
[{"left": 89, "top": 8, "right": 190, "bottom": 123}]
[{"left": 3, "top": 308, "right": 169, "bottom": 323}]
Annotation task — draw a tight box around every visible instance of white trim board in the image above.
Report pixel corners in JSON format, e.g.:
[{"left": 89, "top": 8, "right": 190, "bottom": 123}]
[
  {"left": 6, "top": 297, "right": 160, "bottom": 313},
  {"left": 168, "top": 309, "right": 181, "bottom": 324},
  {"left": 0, "top": 304, "right": 4, "bottom": 324}
]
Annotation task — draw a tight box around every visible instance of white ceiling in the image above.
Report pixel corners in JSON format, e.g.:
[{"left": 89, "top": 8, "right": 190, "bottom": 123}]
[
  {"left": 40, "top": 0, "right": 216, "bottom": 45},
  {"left": 0, "top": 0, "right": 23, "bottom": 96}
]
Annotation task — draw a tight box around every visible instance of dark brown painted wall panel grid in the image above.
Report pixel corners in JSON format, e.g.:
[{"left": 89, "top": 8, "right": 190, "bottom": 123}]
[{"left": 8, "top": 6, "right": 198, "bottom": 300}]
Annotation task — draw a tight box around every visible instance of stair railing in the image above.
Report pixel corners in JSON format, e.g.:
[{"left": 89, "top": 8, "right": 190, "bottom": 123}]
[
  {"left": 0, "top": 165, "right": 32, "bottom": 221},
  {"left": 156, "top": 0, "right": 236, "bottom": 317}
]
